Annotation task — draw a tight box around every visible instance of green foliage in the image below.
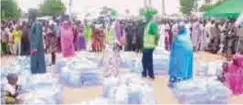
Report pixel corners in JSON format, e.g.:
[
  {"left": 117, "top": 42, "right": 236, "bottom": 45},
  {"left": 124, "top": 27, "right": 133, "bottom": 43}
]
[
  {"left": 139, "top": 7, "right": 158, "bottom": 17},
  {"left": 200, "top": 4, "right": 213, "bottom": 11},
  {"left": 1, "top": 0, "right": 21, "bottom": 20},
  {"left": 180, "top": 0, "right": 196, "bottom": 15},
  {"left": 100, "top": 7, "right": 117, "bottom": 16},
  {"left": 39, "top": 0, "right": 66, "bottom": 16}
]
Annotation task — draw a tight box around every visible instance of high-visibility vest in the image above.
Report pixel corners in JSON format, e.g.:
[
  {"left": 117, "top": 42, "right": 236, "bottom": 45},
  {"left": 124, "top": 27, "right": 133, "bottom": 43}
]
[
  {"left": 105, "top": 27, "right": 115, "bottom": 45},
  {"left": 143, "top": 22, "right": 157, "bottom": 49}
]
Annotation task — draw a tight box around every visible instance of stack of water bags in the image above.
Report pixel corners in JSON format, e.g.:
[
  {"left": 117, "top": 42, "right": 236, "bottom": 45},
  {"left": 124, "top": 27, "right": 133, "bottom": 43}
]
[
  {"left": 197, "top": 60, "right": 224, "bottom": 78},
  {"left": 120, "top": 52, "right": 138, "bottom": 69},
  {"left": 58, "top": 56, "right": 101, "bottom": 87},
  {"left": 20, "top": 73, "right": 63, "bottom": 104},
  {"left": 102, "top": 74, "right": 156, "bottom": 104},
  {"left": 153, "top": 48, "right": 170, "bottom": 75},
  {"left": 172, "top": 78, "right": 231, "bottom": 104}
]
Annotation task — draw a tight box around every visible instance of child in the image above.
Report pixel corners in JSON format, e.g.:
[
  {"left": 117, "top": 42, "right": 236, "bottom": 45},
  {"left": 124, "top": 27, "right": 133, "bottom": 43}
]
[{"left": 4, "top": 73, "right": 22, "bottom": 104}]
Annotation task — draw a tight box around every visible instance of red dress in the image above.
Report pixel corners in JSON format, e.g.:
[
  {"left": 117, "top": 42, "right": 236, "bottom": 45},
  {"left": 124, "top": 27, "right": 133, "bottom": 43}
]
[{"left": 92, "top": 28, "right": 104, "bottom": 52}]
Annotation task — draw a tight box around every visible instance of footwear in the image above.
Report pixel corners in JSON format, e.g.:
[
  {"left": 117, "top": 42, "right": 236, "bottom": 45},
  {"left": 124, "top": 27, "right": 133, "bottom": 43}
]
[
  {"left": 149, "top": 76, "right": 155, "bottom": 80},
  {"left": 168, "top": 82, "right": 174, "bottom": 88}
]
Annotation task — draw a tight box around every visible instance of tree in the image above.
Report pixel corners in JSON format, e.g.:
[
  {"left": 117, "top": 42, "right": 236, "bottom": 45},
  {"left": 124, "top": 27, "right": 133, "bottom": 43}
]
[
  {"left": 180, "top": 0, "right": 196, "bottom": 15},
  {"left": 199, "top": 4, "right": 213, "bottom": 12},
  {"left": 139, "top": 7, "right": 158, "bottom": 16},
  {"left": 1, "top": 0, "right": 21, "bottom": 20},
  {"left": 39, "top": 0, "right": 66, "bottom": 16}
]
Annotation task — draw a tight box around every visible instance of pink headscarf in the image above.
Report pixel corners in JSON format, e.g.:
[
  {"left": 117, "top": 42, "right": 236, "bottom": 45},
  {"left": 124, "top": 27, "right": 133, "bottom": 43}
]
[{"left": 233, "top": 54, "right": 243, "bottom": 67}]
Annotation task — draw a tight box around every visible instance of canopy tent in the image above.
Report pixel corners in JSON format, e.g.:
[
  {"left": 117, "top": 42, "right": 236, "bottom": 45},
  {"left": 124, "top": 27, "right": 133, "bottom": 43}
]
[{"left": 204, "top": 0, "right": 243, "bottom": 18}]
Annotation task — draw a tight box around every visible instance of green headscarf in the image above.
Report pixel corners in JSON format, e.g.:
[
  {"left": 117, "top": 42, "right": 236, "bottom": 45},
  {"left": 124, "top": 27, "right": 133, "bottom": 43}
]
[{"left": 140, "top": 8, "right": 158, "bottom": 19}]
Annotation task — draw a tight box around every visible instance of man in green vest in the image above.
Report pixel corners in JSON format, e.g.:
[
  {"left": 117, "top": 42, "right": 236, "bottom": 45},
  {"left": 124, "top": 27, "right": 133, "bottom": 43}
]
[{"left": 142, "top": 9, "right": 159, "bottom": 80}]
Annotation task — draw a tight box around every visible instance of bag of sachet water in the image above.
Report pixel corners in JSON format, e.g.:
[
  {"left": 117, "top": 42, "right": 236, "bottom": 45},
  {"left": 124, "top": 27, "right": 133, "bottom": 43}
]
[
  {"left": 59, "top": 67, "right": 70, "bottom": 82},
  {"left": 103, "top": 76, "right": 119, "bottom": 97},
  {"left": 113, "top": 84, "right": 129, "bottom": 104},
  {"left": 86, "top": 98, "right": 109, "bottom": 104},
  {"left": 55, "top": 59, "right": 67, "bottom": 73},
  {"left": 127, "top": 84, "right": 142, "bottom": 104},
  {"left": 67, "top": 70, "right": 82, "bottom": 87},
  {"left": 140, "top": 84, "right": 156, "bottom": 104},
  {"left": 131, "top": 58, "right": 142, "bottom": 73},
  {"left": 23, "top": 98, "right": 46, "bottom": 104},
  {"left": 206, "top": 80, "right": 230, "bottom": 104},
  {"left": 24, "top": 74, "right": 58, "bottom": 89}
]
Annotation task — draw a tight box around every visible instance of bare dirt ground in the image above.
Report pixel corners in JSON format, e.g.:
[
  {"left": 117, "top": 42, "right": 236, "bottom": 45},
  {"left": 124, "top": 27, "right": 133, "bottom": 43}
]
[{"left": 1, "top": 52, "right": 243, "bottom": 104}]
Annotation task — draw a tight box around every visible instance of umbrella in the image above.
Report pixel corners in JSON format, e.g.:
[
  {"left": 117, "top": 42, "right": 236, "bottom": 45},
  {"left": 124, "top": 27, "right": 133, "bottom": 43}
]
[{"left": 204, "top": 0, "right": 243, "bottom": 18}]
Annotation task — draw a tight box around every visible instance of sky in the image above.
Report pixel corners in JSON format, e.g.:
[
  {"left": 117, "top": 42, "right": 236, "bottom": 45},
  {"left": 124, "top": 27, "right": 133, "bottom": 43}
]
[{"left": 17, "top": 0, "right": 180, "bottom": 16}]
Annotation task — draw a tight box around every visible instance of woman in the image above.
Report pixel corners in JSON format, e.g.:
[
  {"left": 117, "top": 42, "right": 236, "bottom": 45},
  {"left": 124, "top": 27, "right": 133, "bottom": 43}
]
[
  {"left": 60, "top": 21, "right": 75, "bottom": 57},
  {"left": 75, "top": 21, "right": 86, "bottom": 50},
  {"left": 45, "top": 25, "right": 58, "bottom": 65},
  {"left": 92, "top": 24, "right": 104, "bottom": 52},
  {"left": 168, "top": 22, "right": 193, "bottom": 87},
  {"left": 20, "top": 22, "right": 30, "bottom": 55},
  {"left": 224, "top": 54, "right": 243, "bottom": 95}
]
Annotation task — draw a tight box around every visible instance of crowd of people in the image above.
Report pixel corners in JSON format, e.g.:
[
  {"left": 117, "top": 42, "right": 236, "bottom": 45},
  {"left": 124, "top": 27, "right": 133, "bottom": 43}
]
[
  {"left": 1, "top": 9, "right": 243, "bottom": 104},
  {"left": 1, "top": 17, "right": 242, "bottom": 56}
]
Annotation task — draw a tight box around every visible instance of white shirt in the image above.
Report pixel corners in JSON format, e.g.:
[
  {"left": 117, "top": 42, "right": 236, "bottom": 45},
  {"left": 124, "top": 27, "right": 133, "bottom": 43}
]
[{"left": 4, "top": 83, "right": 17, "bottom": 95}]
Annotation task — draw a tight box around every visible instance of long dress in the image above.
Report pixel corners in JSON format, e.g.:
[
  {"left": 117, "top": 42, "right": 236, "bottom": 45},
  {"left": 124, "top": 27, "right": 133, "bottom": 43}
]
[
  {"left": 21, "top": 27, "right": 30, "bottom": 55},
  {"left": 60, "top": 27, "right": 75, "bottom": 57},
  {"left": 92, "top": 28, "right": 104, "bottom": 52},
  {"left": 84, "top": 25, "right": 92, "bottom": 50},
  {"left": 29, "top": 21, "right": 46, "bottom": 74},
  {"left": 225, "top": 54, "right": 243, "bottom": 95},
  {"left": 191, "top": 22, "right": 202, "bottom": 51},
  {"left": 75, "top": 26, "right": 86, "bottom": 50},
  {"left": 169, "top": 27, "right": 193, "bottom": 83}
]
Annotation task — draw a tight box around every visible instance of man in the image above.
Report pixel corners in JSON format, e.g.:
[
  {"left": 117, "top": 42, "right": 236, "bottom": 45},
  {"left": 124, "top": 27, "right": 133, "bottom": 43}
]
[
  {"left": 142, "top": 10, "right": 158, "bottom": 80},
  {"left": 29, "top": 9, "right": 46, "bottom": 74}
]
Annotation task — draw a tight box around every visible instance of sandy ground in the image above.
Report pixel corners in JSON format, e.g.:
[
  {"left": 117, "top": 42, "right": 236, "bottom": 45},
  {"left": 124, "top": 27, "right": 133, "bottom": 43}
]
[{"left": 1, "top": 52, "right": 243, "bottom": 104}]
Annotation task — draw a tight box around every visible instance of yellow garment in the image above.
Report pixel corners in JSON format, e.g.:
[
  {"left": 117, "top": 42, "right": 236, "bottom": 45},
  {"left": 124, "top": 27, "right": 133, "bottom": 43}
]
[
  {"left": 4, "top": 92, "right": 16, "bottom": 104},
  {"left": 12, "top": 29, "right": 22, "bottom": 43}
]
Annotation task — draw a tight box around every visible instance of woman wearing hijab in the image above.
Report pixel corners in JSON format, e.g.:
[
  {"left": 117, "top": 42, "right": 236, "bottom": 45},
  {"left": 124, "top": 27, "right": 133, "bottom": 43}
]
[
  {"left": 168, "top": 22, "right": 193, "bottom": 87},
  {"left": 75, "top": 21, "right": 86, "bottom": 50},
  {"left": 45, "top": 25, "right": 58, "bottom": 65},
  {"left": 92, "top": 24, "right": 104, "bottom": 52},
  {"left": 60, "top": 21, "right": 75, "bottom": 57},
  {"left": 224, "top": 54, "right": 243, "bottom": 95}
]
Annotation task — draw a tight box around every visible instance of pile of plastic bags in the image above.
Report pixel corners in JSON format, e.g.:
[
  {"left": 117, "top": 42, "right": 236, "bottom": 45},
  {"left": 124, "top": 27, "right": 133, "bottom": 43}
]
[
  {"left": 102, "top": 74, "right": 156, "bottom": 104},
  {"left": 19, "top": 73, "right": 63, "bottom": 104},
  {"left": 172, "top": 78, "right": 231, "bottom": 104},
  {"left": 59, "top": 66, "right": 101, "bottom": 87},
  {"left": 1, "top": 56, "right": 31, "bottom": 79},
  {"left": 153, "top": 48, "right": 170, "bottom": 75},
  {"left": 79, "top": 98, "right": 109, "bottom": 105},
  {"left": 56, "top": 52, "right": 101, "bottom": 73},
  {"left": 197, "top": 60, "right": 224, "bottom": 77},
  {"left": 120, "top": 52, "right": 138, "bottom": 68},
  {"left": 55, "top": 51, "right": 102, "bottom": 87},
  {"left": 57, "top": 57, "right": 101, "bottom": 87}
]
